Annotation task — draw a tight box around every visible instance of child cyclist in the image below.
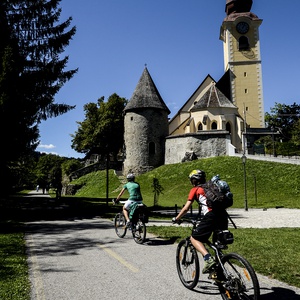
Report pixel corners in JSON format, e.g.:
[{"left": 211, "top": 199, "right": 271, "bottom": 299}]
[
  {"left": 114, "top": 173, "right": 143, "bottom": 227},
  {"left": 172, "top": 169, "right": 229, "bottom": 274}
]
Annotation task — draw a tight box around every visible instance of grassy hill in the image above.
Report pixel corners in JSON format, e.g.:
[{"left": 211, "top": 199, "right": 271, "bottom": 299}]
[{"left": 70, "top": 156, "right": 300, "bottom": 209}]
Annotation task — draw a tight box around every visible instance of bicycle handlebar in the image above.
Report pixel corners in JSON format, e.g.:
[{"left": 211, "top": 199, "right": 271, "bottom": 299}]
[{"left": 112, "top": 199, "right": 127, "bottom": 204}]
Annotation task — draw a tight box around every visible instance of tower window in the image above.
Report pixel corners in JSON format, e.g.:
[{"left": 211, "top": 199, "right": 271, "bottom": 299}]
[
  {"left": 211, "top": 122, "right": 217, "bottom": 130},
  {"left": 131, "top": 116, "right": 133, "bottom": 121},
  {"left": 198, "top": 122, "right": 203, "bottom": 131},
  {"left": 244, "top": 72, "right": 247, "bottom": 77},
  {"left": 245, "top": 89, "right": 248, "bottom": 93},
  {"left": 226, "top": 122, "right": 231, "bottom": 134},
  {"left": 238, "top": 36, "right": 249, "bottom": 51},
  {"left": 149, "top": 142, "right": 155, "bottom": 155}
]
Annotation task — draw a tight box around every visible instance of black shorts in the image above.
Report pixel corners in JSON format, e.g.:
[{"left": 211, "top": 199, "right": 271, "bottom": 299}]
[{"left": 192, "top": 211, "right": 228, "bottom": 242}]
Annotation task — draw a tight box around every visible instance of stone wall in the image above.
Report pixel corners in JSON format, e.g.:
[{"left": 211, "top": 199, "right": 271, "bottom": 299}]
[
  {"left": 69, "top": 161, "right": 123, "bottom": 180},
  {"left": 123, "top": 109, "right": 169, "bottom": 175},
  {"left": 165, "top": 131, "right": 230, "bottom": 164},
  {"left": 231, "top": 152, "right": 300, "bottom": 165}
]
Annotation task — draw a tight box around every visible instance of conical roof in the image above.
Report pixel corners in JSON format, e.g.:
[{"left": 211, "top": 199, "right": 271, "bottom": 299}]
[
  {"left": 124, "top": 67, "right": 170, "bottom": 114},
  {"left": 191, "top": 84, "right": 236, "bottom": 111}
]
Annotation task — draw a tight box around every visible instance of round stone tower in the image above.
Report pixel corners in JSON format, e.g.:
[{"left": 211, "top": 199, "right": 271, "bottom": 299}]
[{"left": 123, "top": 67, "right": 170, "bottom": 175}]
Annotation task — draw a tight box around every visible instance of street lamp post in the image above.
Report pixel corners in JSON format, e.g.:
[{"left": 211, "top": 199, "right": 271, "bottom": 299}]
[
  {"left": 105, "top": 145, "right": 109, "bottom": 206},
  {"left": 271, "top": 126, "right": 277, "bottom": 157},
  {"left": 241, "top": 154, "right": 248, "bottom": 211}
]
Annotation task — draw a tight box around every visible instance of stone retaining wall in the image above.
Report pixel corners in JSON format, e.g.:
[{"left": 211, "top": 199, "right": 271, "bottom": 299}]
[{"left": 165, "top": 131, "right": 230, "bottom": 164}]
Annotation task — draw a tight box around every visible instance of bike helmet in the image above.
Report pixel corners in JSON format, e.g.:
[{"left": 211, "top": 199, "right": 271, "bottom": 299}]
[
  {"left": 189, "top": 169, "right": 206, "bottom": 183},
  {"left": 126, "top": 173, "right": 135, "bottom": 181}
]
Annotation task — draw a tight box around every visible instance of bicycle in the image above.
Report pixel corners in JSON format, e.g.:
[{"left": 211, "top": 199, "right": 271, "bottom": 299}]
[
  {"left": 175, "top": 218, "right": 260, "bottom": 300},
  {"left": 113, "top": 200, "right": 147, "bottom": 244}
]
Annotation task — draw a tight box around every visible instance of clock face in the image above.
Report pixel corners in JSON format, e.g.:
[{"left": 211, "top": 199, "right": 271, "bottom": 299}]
[{"left": 236, "top": 22, "right": 249, "bottom": 34}]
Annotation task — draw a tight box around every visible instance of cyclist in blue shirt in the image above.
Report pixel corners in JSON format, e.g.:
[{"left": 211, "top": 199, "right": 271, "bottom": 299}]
[{"left": 115, "top": 173, "right": 143, "bottom": 227}]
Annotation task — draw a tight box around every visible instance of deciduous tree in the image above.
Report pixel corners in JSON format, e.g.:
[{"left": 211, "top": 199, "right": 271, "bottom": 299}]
[
  {"left": 261, "top": 102, "right": 300, "bottom": 156},
  {"left": 71, "top": 93, "right": 127, "bottom": 160},
  {"left": 265, "top": 102, "right": 300, "bottom": 141}
]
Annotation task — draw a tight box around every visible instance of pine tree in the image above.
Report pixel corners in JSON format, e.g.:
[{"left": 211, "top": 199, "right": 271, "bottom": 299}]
[{"left": 0, "top": 0, "right": 77, "bottom": 193}]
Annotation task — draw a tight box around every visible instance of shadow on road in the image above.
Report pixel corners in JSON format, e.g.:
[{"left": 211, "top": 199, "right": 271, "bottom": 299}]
[
  {"left": 25, "top": 218, "right": 116, "bottom": 257},
  {"left": 175, "top": 279, "right": 300, "bottom": 299},
  {"left": 259, "top": 287, "right": 300, "bottom": 300},
  {"left": 0, "top": 195, "right": 116, "bottom": 222},
  {"left": 144, "top": 236, "right": 179, "bottom": 246}
]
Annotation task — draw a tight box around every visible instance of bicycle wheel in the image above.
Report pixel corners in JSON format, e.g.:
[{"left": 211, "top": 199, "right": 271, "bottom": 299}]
[
  {"left": 219, "top": 253, "right": 260, "bottom": 300},
  {"left": 114, "top": 212, "right": 127, "bottom": 238},
  {"left": 176, "top": 239, "right": 200, "bottom": 290},
  {"left": 132, "top": 219, "right": 146, "bottom": 244}
]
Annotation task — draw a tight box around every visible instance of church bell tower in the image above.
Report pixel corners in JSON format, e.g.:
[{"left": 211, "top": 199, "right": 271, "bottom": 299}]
[{"left": 220, "top": 0, "right": 265, "bottom": 128}]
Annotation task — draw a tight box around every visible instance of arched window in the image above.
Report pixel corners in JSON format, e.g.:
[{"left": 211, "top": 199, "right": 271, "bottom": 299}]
[
  {"left": 239, "top": 36, "right": 249, "bottom": 51},
  {"left": 226, "top": 122, "right": 231, "bottom": 133},
  {"left": 198, "top": 122, "right": 203, "bottom": 131},
  {"left": 149, "top": 142, "right": 155, "bottom": 155},
  {"left": 211, "top": 122, "right": 217, "bottom": 130}
]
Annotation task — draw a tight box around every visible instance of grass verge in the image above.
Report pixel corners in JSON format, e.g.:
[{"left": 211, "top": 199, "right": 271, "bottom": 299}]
[
  {"left": 147, "top": 225, "right": 300, "bottom": 288},
  {"left": 0, "top": 222, "right": 31, "bottom": 300}
]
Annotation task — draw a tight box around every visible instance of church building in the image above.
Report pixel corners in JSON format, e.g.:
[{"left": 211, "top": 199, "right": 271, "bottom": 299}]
[{"left": 123, "top": 0, "right": 269, "bottom": 174}]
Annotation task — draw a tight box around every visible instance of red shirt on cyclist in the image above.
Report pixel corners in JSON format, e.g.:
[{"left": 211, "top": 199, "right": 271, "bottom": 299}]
[{"left": 172, "top": 169, "right": 228, "bottom": 274}]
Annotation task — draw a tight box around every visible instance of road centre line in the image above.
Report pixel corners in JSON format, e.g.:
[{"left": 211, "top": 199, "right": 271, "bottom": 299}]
[{"left": 98, "top": 244, "right": 139, "bottom": 273}]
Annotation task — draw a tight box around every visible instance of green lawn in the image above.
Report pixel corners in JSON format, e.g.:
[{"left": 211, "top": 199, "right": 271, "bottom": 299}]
[{"left": 71, "top": 156, "right": 300, "bottom": 209}]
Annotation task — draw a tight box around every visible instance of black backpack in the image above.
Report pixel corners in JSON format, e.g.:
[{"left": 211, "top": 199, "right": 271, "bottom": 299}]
[{"left": 200, "top": 179, "right": 233, "bottom": 211}]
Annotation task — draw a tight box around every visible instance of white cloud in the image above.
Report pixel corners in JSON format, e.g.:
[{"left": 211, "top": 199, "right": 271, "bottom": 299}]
[{"left": 38, "top": 144, "right": 56, "bottom": 149}]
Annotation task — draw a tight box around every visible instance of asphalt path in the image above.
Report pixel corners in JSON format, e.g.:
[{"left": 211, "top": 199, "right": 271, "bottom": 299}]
[{"left": 25, "top": 217, "right": 300, "bottom": 300}]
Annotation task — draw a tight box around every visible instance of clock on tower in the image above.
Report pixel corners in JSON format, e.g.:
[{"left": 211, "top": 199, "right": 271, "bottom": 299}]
[
  {"left": 220, "top": 0, "right": 265, "bottom": 129},
  {"left": 236, "top": 21, "right": 250, "bottom": 34}
]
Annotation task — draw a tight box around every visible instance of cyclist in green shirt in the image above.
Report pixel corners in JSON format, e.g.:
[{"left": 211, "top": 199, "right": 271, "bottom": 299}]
[{"left": 115, "top": 173, "right": 143, "bottom": 227}]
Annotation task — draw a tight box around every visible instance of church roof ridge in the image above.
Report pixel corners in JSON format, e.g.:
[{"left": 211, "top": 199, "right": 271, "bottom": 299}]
[
  {"left": 124, "top": 66, "right": 170, "bottom": 114},
  {"left": 168, "top": 74, "right": 216, "bottom": 123},
  {"left": 191, "top": 83, "right": 236, "bottom": 111}
]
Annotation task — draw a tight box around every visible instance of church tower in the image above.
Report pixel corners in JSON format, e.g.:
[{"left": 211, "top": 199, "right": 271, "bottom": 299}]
[
  {"left": 220, "top": 0, "right": 265, "bottom": 128},
  {"left": 123, "top": 67, "right": 170, "bottom": 175}
]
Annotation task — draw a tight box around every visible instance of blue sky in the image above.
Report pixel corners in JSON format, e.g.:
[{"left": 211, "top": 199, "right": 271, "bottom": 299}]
[{"left": 37, "top": 0, "right": 300, "bottom": 158}]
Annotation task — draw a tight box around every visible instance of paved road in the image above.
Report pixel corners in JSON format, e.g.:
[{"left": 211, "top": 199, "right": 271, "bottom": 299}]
[{"left": 26, "top": 216, "right": 300, "bottom": 300}]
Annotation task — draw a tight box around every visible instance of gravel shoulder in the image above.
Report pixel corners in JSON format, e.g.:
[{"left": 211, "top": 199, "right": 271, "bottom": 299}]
[{"left": 148, "top": 208, "right": 300, "bottom": 228}]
